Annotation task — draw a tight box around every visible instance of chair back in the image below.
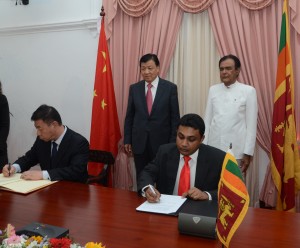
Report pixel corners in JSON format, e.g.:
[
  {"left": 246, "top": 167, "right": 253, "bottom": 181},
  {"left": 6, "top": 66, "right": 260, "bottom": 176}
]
[{"left": 87, "top": 149, "right": 115, "bottom": 186}]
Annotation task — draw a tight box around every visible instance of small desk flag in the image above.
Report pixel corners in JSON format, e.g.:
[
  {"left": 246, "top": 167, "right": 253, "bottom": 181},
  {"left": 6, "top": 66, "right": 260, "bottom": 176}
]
[{"left": 216, "top": 149, "right": 249, "bottom": 247}]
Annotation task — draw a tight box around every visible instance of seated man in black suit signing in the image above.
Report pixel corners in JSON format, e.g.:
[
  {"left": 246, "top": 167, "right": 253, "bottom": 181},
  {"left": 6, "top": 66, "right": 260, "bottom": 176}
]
[
  {"left": 138, "top": 113, "right": 226, "bottom": 203},
  {"left": 2, "top": 104, "right": 89, "bottom": 183}
]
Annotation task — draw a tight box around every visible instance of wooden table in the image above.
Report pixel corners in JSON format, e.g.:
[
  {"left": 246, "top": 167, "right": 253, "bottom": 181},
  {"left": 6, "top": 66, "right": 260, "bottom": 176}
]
[{"left": 1, "top": 181, "right": 300, "bottom": 248}]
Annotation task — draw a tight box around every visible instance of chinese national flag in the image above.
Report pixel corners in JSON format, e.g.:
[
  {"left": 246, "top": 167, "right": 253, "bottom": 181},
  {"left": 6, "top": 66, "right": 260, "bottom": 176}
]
[
  {"left": 88, "top": 16, "right": 121, "bottom": 184},
  {"left": 216, "top": 151, "right": 249, "bottom": 247},
  {"left": 270, "top": 0, "right": 300, "bottom": 211}
]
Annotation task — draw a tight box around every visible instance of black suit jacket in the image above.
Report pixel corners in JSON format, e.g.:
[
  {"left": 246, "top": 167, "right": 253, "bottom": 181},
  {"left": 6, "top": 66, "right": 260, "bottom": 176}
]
[
  {"left": 138, "top": 143, "right": 226, "bottom": 200},
  {"left": 124, "top": 78, "right": 180, "bottom": 155},
  {"left": 14, "top": 127, "right": 89, "bottom": 183},
  {"left": 0, "top": 94, "right": 10, "bottom": 167}
]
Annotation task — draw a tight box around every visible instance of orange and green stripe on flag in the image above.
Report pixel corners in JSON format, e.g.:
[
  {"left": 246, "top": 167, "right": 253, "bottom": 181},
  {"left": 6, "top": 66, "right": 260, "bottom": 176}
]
[
  {"left": 270, "top": 0, "right": 300, "bottom": 212},
  {"left": 216, "top": 152, "right": 249, "bottom": 247}
]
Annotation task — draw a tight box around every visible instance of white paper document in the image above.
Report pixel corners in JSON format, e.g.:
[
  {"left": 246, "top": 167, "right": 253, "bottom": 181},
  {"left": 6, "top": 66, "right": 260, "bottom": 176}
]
[{"left": 136, "top": 194, "right": 187, "bottom": 215}]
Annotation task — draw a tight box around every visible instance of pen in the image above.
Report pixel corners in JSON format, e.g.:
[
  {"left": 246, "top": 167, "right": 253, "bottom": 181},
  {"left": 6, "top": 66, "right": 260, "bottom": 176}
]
[
  {"left": 8, "top": 163, "right": 11, "bottom": 176},
  {"left": 149, "top": 184, "right": 156, "bottom": 195},
  {"left": 148, "top": 185, "right": 160, "bottom": 202}
]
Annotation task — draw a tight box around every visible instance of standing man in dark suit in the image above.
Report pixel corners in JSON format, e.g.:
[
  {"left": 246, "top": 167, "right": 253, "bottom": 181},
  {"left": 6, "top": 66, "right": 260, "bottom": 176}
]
[
  {"left": 138, "top": 114, "right": 226, "bottom": 202},
  {"left": 124, "top": 54, "right": 180, "bottom": 180},
  {"left": 2, "top": 104, "right": 89, "bottom": 183}
]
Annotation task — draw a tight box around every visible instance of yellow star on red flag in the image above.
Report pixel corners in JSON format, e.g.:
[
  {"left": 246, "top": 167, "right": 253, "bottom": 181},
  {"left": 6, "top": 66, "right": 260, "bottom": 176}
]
[
  {"left": 101, "top": 99, "right": 107, "bottom": 110},
  {"left": 93, "top": 90, "right": 98, "bottom": 97},
  {"left": 101, "top": 51, "right": 107, "bottom": 73}
]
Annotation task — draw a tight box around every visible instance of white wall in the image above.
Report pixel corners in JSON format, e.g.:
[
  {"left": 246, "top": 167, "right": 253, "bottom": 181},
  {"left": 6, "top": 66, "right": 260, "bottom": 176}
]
[{"left": 0, "top": 0, "right": 102, "bottom": 163}]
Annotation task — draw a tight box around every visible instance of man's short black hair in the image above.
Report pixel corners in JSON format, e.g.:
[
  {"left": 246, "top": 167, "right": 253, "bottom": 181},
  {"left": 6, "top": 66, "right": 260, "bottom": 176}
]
[
  {"left": 140, "top": 54, "right": 160, "bottom": 67},
  {"left": 31, "top": 104, "right": 62, "bottom": 125},
  {"left": 178, "top": 114, "right": 205, "bottom": 136},
  {"left": 219, "top": 54, "right": 241, "bottom": 69}
]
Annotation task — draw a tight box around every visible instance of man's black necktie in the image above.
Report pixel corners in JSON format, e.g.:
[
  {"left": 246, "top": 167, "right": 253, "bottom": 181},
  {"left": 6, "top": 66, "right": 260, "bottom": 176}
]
[{"left": 52, "top": 142, "right": 58, "bottom": 158}]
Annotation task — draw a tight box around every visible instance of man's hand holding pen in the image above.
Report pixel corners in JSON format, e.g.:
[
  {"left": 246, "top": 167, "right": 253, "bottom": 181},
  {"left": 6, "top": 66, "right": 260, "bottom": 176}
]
[
  {"left": 2, "top": 163, "right": 16, "bottom": 177},
  {"left": 145, "top": 185, "right": 161, "bottom": 203}
]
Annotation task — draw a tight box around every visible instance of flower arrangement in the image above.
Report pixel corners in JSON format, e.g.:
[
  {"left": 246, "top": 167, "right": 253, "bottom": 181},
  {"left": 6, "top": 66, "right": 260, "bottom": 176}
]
[{"left": 0, "top": 224, "right": 105, "bottom": 248}]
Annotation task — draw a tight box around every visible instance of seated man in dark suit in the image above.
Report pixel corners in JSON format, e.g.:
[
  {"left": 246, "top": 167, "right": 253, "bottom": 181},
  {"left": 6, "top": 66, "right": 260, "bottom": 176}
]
[
  {"left": 138, "top": 113, "right": 226, "bottom": 203},
  {"left": 2, "top": 104, "right": 89, "bottom": 183}
]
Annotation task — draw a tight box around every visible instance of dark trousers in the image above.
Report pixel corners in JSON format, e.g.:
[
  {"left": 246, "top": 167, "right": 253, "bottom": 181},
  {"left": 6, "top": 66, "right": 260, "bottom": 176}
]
[
  {"left": 133, "top": 136, "right": 155, "bottom": 182},
  {"left": 0, "top": 141, "right": 8, "bottom": 170}
]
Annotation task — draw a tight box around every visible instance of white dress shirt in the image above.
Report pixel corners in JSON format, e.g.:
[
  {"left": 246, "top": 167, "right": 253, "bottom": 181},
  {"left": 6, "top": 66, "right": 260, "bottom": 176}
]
[
  {"left": 173, "top": 150, "right": 198, "bottom": 195},
  {"left": 173, "top": 150, "right": 212, "bottom": 200},
  {"left": 145, "top": 76, "right": 159, "bottom": 102}
]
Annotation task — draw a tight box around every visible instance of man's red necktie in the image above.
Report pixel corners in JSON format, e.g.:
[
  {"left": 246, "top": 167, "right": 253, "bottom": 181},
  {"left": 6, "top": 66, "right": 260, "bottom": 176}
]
[
  {"left": 146, "top": 83, "right": 153, "bottom": 114},
  {"left": 178, "top": 156, "right": 191, "bottom": 196}
]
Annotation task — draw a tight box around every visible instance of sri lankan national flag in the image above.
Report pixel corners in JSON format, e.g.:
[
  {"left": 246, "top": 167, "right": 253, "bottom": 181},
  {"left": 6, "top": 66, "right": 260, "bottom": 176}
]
[
  {"left": 270, "top": 0, "right": 300, "bottom": 212},
  {"left": 216, "top": 151, "right": 249, "bottom": 247}
]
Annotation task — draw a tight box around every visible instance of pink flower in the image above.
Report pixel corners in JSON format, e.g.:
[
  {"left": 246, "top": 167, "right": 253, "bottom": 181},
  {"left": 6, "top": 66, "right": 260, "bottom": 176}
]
[{"left": 6, "top": 234, "right": 22, "bottom": 244}]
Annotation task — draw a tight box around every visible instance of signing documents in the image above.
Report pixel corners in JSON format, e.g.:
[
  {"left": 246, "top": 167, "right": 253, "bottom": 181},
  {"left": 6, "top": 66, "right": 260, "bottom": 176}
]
[
  {"left": 136, "top": 194, "right": 187, "bottom": 215},
  {"left": 0, "top": 173, "right": 56, "bottom": 194}
]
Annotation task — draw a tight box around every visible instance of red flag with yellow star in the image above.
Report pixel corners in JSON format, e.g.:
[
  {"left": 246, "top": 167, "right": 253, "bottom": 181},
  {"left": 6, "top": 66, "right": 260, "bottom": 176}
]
[
  {"left": 88, "top": 16, "right": 121, "bottom": 183},
  {"left": 270, "top": 0, "right": 300, "bottom": 211}
]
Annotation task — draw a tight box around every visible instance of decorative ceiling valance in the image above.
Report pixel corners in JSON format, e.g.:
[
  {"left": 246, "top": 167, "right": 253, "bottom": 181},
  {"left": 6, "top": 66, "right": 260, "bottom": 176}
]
[
  {"left": 117, "top": 0, "right": 159, "bottom": 17},
  {"left": 116, "top": 0, "right": 279, "bottom": 15},
  {"left": 171, "top": 0, "right": 215, "bottom": 13},
  {"left": 112, "top": 0, "right": 299, "bottom": 34},
  {"left": 237, "top": 0, "right": 274, "bottom": 10}
]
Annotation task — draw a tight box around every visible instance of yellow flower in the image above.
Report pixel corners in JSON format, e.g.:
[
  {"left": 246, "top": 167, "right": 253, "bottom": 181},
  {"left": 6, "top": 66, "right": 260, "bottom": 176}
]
[
  {"left": 32, "top": 235, "right": 43, "bottom": 243},
  {"left": 25, "top": 235, "right": 43, "bottom": 245},
  {"left": 85, "top": 241, "right": 106, "bottom": 248}
]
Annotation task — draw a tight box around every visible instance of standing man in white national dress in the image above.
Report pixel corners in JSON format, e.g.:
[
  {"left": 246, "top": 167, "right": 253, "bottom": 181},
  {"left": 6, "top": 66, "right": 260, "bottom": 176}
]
[{"left": 204, "top": 54, "right": 258, "bottom": 176}]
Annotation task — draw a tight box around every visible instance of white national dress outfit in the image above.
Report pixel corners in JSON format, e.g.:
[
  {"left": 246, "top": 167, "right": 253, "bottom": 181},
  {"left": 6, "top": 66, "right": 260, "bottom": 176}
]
[{"left": 204, "top": 81, "right": 258, "bottom": 159}]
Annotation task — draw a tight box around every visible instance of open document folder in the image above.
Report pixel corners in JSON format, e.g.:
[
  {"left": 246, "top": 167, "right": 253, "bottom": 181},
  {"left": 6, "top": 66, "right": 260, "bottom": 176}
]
[
  {"left": 0, "top": 173, "right": 57, "bottom": 194},
  {"left": 136, "top": 194, "right": 187, "bottom": 215}
]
